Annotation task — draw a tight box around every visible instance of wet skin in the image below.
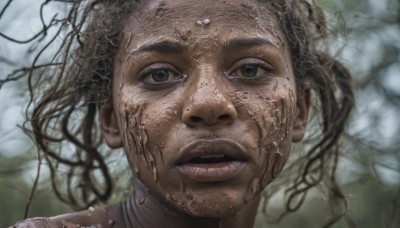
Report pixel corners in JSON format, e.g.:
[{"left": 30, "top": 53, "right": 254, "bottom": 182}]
[
  {"left": 103, "top": 0, "right": 309, "bottom": 227},
  {"left": 102, "top": 0, "right": 309, "bottom": 226},
  {"left": 13, "top": 0, "right": 310, "bottom": 227}
]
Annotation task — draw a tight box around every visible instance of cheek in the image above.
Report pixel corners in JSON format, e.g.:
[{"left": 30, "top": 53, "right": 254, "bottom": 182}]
[
  {"left": 118, "top": 98, "right": 160, "bottom": 182},
  {"left": 236, "top": 85, "right": 296, "bottom": 188},
  {"left": 263, "top": 92, "right": 296, "bottom": 186},
  {"left": 117, "top": 89, "right": 183, "bottom": 185}
]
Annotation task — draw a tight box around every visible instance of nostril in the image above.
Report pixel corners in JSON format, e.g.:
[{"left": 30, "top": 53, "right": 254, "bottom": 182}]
[
  {"left": 190, "top": 116, "right": 203, "bottom": 123},
  {"left": 218, "top": 114, "right": 231, "bottom": 121}
]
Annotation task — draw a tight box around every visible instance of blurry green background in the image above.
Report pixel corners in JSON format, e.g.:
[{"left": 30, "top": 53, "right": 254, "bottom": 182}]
[{"left": 0, "top": 0, "right": 399, "bottom": 227}]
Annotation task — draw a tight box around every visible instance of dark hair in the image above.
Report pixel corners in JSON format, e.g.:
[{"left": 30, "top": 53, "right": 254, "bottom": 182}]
[
  {"left": 1, "top": 0, "right": 354, "bottom": 226},
  {"left": 262, "top": 1, "right": 354, "bottom": 226}
]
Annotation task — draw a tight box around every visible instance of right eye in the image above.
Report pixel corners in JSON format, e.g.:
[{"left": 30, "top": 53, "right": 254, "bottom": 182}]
[{"left": 139, "top": 64, "right": 184, "bottom": 86}]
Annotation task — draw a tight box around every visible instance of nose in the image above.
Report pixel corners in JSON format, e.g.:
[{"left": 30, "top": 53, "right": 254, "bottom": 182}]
[{"left": 182, "top": 77, "right": 237, "bottom": 127}]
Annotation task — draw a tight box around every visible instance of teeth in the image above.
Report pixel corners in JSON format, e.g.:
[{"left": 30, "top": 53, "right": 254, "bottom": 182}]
[{"left": 200, "top": 154, "right": 224, "bottom": 159}]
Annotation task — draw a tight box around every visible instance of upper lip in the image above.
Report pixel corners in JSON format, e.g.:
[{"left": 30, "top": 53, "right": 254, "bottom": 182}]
[{"left": 176, "top": 139, "right": 249, "bottom": 165}]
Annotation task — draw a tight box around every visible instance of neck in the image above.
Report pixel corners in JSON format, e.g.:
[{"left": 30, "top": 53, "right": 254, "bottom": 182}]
[{"left": 119, "top": 178, "right": 261, "bottom": 228}]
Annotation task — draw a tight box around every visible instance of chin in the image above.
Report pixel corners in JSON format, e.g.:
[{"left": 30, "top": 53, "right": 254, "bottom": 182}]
[
  {"left": 167, "top": 190, "right": 250, "bottom": 218},
  {"left": 181, "top": 202, "right": 243, "bottom": 218}
]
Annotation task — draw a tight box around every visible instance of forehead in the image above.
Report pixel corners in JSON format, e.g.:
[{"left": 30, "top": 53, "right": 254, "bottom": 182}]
[{"left": 123, "top": 0, "right": 285, "bottom": 47}]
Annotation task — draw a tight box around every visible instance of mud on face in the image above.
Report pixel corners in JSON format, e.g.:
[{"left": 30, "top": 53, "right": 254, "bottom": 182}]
[{"left": 101, "top": 0, "right": 309, "bottom": 218}]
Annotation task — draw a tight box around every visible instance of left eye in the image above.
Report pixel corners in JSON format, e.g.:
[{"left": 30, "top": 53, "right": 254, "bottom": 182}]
[
  {"left": 230, "top": 63, "right": 270, "bottom": 79},
  {"left": 148, "top": 68, "right": 170, "bottom": 82},
  {"left": 239, "top": 64, "right": 264, "bottom": 77}
]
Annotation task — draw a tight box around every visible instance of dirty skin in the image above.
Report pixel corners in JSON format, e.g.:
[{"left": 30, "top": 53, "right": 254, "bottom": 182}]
[
  {"left": 120, "top": 102, "right": 159, "bottom": 181},
  {"left": 14, "top": 0, "right": 309, "bottom": 227},
  {"left": 238, "top": 82, "right": 296, "bottom": 202},
  {"left": 109, "top": 0, "right": 301, "bottom": 226}
]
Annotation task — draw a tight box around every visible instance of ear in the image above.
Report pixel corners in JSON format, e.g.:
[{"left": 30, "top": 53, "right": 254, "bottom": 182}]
[
  {"left": 292, "top": 86, "right": 311, "bottom": 142},
  {"left": 100, "top": 99, "right": 123, "bottom": 148}
]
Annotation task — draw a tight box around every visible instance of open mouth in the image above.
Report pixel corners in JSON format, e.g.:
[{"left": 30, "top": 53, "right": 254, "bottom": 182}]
[
  {"left": 177, "top": 139, "right": 248, "bottom": 182},
  {"left": 186, "top": 154, "right": 237, "bottom": 164}
]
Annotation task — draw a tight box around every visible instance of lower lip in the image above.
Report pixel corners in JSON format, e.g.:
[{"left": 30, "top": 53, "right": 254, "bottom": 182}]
[{"left": 177, "top": 161, "right": 245, "bottom": 182}]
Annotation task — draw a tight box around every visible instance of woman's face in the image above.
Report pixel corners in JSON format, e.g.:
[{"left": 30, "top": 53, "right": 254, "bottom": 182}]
[{"left": 102, "top": 0, "right": 308, "bottom": 218}]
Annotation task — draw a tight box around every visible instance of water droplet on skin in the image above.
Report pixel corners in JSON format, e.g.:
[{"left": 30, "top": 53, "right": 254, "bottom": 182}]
[{"left": 196, "top": 20, "right": 202, "bottom": 26}]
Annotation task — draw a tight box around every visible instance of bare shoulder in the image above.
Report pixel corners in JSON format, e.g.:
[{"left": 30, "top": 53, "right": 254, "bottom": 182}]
[
  {"left": 10, "top": 217, "right": 79, "bottom": 228},
  {"left": 11, "top": 203, "right": 123, "bottom": 228}
]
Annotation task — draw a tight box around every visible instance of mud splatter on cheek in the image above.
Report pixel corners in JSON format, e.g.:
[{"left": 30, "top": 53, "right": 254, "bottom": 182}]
[
  {"left": 263, "top": 94, "right": 295, "bottom": 183},
  {"left": 119, "top": 101, "right": 159, "bottom": 182},
  {"left": 232, "top": 82, "right": 296, "bottom": 200},
  {"left": 248, "top": 89, "right": 296, "bottom": 189}
]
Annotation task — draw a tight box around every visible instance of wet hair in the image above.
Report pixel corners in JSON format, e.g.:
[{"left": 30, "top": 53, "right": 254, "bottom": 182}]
[
  {"left": 261, "top": 1, "right": 354, "bottom": 226},
  {"left": 1, "top": 0, "right": 354, "bottom": 225}
]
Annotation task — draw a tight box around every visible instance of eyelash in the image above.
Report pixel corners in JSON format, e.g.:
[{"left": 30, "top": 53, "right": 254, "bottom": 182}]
[
  {"left": 228, "top": 59, "right": 274, "bottom": 80},
  {"left": 138, "top": 65, "right": 184, "bottom": 85},
  {"left": 137, "top": 58, "right": 273, "bottom": 88}
]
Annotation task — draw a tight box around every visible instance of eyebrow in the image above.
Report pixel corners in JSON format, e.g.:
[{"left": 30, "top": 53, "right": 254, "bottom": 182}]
[
  {"left": 222, "top": 38, "right": 278, "bottom": 51},
  {"left": 129, "top": 40, "right": 186, "bottom": 56},
  {"left": 128, "top": 38, "right": 277, "bottom": 58}
]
